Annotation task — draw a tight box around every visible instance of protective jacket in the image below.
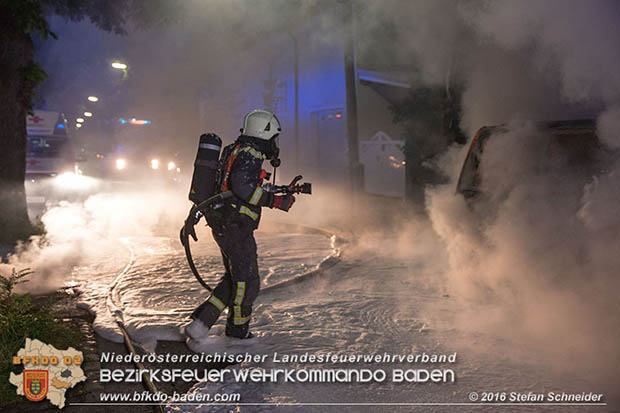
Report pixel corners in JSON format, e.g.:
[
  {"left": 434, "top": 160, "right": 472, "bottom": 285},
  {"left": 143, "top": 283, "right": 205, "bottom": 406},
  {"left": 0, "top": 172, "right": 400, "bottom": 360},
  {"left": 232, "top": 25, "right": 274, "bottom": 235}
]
[{"left": 210, "top": 135, "right": 274, "bottom": 230}]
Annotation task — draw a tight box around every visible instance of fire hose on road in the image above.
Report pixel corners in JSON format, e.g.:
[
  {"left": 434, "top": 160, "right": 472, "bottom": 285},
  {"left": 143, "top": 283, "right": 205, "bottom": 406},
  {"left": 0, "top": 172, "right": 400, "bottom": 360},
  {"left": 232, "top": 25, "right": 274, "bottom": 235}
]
[
  {"left": 105, "top": 239, "right": 165, "bottom": 413},
  {"left": 105, "top": 218, "right": 343, "bottom": 411}
]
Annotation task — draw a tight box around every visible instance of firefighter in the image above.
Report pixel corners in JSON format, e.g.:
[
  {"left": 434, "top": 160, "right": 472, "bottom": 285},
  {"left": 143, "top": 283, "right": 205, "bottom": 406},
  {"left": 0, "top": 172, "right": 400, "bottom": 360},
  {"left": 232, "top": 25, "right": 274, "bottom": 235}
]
[{"left": 184, "top": 109, "right": 295, "bottom": 341}]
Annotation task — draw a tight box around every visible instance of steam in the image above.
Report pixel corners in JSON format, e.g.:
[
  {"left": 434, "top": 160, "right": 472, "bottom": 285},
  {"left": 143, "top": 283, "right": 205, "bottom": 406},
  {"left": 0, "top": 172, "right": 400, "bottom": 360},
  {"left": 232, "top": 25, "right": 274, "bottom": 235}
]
[
  {"left": 392, "top": 0, "right": 620, "bottom": 396},
  {"left": 427, "top": 125, "right": 620, "bottom": 387},
  {"left": 3, "top": 184, "right": 188, "bottom": 294}
]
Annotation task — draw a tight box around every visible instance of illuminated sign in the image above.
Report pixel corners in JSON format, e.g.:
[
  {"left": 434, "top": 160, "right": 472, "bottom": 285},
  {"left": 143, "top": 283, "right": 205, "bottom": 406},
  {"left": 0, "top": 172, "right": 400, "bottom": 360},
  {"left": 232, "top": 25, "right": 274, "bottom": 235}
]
[{"left": 119, "top": 118, "right": 152, "bottom": 125}]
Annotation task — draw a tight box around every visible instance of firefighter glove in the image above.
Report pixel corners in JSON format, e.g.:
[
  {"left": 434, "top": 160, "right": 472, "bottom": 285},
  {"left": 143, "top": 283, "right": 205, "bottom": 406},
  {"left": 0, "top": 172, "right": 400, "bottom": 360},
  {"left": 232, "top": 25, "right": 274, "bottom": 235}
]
[{"left": 272, "top": 194, "right": 296, "bottom": 212}]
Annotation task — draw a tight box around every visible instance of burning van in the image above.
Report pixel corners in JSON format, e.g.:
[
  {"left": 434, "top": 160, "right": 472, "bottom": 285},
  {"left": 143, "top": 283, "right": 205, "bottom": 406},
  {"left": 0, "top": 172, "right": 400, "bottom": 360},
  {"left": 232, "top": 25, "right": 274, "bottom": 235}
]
[{"left": 455, "top": 119, "right": 618, "bottom": 225}]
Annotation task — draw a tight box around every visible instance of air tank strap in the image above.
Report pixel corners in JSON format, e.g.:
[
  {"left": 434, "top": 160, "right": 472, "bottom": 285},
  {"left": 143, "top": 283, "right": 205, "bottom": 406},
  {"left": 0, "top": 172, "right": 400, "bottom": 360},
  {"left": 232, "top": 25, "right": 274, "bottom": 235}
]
[{"left": 221, "top": 145, "right": 241, "bottom": 191}]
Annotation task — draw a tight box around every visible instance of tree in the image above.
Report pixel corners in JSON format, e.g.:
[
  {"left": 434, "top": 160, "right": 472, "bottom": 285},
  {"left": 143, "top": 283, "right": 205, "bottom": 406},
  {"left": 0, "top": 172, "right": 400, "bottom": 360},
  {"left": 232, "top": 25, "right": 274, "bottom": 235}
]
[
  {"left": 0, "top": 0, "right": 180, "bottom": 244},
  {"left": 391, "top": 80, "right": 467, "bottom": 207}
]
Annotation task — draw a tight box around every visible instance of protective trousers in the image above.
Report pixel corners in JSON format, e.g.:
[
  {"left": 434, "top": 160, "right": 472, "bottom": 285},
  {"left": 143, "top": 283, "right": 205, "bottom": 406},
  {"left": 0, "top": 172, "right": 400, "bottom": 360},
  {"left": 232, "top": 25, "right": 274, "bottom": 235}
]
[{"left": 191, "top": 223, "right": 260, "bottom": 338}]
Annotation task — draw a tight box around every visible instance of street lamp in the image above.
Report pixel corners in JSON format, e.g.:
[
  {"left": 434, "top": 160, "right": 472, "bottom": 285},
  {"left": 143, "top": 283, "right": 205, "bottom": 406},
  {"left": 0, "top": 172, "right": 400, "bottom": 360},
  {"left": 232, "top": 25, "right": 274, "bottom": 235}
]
[
  {"left": 76, "top": 118, "right": 85, "bottom": 123},
  {"left": 76, "top": 123, "right": 82, "bottom": 128},
  {"left": 87, "top": 96, "right": 99, "bottom": 102},
  {"left": 111, "top": 61, "right": 127, "bottom": 70},
  {"left": 84, "top": 111, "right": 93, "bottom": 117}
]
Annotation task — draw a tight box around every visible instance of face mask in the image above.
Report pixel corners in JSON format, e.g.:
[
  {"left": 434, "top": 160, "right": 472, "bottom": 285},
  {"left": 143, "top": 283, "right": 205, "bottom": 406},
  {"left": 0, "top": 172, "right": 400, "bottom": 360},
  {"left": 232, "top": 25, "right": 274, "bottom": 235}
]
[{"left": 268, "top": 135, "right": 280, "bottom": 161}]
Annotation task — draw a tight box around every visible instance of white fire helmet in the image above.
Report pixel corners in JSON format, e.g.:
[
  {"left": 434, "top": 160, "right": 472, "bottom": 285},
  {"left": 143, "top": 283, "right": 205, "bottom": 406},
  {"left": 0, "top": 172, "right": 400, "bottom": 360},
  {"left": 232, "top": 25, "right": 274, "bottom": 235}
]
[{"left": 241, "top": 109, "right": 281, "bottom": 141}]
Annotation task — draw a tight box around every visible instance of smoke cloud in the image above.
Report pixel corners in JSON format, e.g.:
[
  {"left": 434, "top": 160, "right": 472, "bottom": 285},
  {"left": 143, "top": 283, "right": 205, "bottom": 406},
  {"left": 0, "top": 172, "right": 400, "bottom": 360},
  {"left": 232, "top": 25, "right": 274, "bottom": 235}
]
[
  {"left": 2, "top": 184, "right": 188, "bottom": 294},
  {"left": 364, "top": 0, "right": 620, "bottom": 398}
]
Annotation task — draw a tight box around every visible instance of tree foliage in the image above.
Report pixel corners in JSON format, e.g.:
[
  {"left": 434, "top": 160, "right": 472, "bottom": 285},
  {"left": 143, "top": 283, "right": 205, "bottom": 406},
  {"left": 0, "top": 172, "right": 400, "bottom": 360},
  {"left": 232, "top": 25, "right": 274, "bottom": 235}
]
[
  {"left": 3, "top": 0, "right": 182, "bottom": 105},
  {"left": 42, "top": 0, "right": 181, "bottom": 35},
  {"left": 389, "top": 83, "right": 467, "bottom": 204},
  {"left": 0, "top": 0, "right": 182, "bottom": 36},
  {"left": 392, "top": 85, "right": 466, "bottom": 161},
  {"left": 1, "top": 0, "right": 57, "bottom": 38}
]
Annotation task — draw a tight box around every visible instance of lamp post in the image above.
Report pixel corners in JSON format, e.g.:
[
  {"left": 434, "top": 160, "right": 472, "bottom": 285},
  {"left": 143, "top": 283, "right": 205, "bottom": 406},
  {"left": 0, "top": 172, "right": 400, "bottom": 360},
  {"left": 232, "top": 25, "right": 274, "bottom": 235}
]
[
  {"left": 111, "top": 61, "right": 128, "bottom": 79},
  {"left": 342, "top": 0, "right": 363, "bottom": 193}
]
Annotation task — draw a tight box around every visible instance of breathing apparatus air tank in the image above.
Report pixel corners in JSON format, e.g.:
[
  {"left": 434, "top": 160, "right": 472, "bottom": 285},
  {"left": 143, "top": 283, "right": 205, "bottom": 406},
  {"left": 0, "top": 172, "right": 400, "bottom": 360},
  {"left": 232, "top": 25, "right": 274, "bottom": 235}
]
[{"left": 189, "top": 133, "right": 222, "bottom": 204}]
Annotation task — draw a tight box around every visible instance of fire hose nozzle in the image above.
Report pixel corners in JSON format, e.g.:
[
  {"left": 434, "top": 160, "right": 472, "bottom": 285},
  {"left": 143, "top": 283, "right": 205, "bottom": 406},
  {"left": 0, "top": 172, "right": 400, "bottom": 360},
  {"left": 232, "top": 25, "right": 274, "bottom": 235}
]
[
  {"left": 287, "top": 175, "right": 311, "bottom": 194},
  {"left": 294, "top": 182, "right": 312, "bottom": 194},
  {"left": 263, "top": 175, "right": 312, "bottom": 195}
]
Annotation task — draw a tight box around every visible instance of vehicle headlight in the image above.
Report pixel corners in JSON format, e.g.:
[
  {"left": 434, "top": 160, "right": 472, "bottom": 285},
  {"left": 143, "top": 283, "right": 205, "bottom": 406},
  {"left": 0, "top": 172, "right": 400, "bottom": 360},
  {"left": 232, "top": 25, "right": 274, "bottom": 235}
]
[
  {"left": 54, "top": 172, "right": 97, "bottom": 191},
  {"left": 116, "top": 158, "right": 127, "bottom": 170},
  {"left": 151, "top": 159, "right": 160, "bottom": 170},
  {"left": 167, "top": 161, "right": 175, "bottom": 171}
]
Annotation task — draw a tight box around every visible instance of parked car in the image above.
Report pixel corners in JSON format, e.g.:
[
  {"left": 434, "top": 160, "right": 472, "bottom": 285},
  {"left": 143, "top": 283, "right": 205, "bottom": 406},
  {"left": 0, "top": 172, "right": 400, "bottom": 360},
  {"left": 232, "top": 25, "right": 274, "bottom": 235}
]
[
  {"left": 25, "top": 110, "right": 75, "bottom": 178},
  {"left": 25, "top": 110, "right": 97, "bottom": 219},
  {"left": 456, "top": 119, "right": 618, "bottom": 223}
]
